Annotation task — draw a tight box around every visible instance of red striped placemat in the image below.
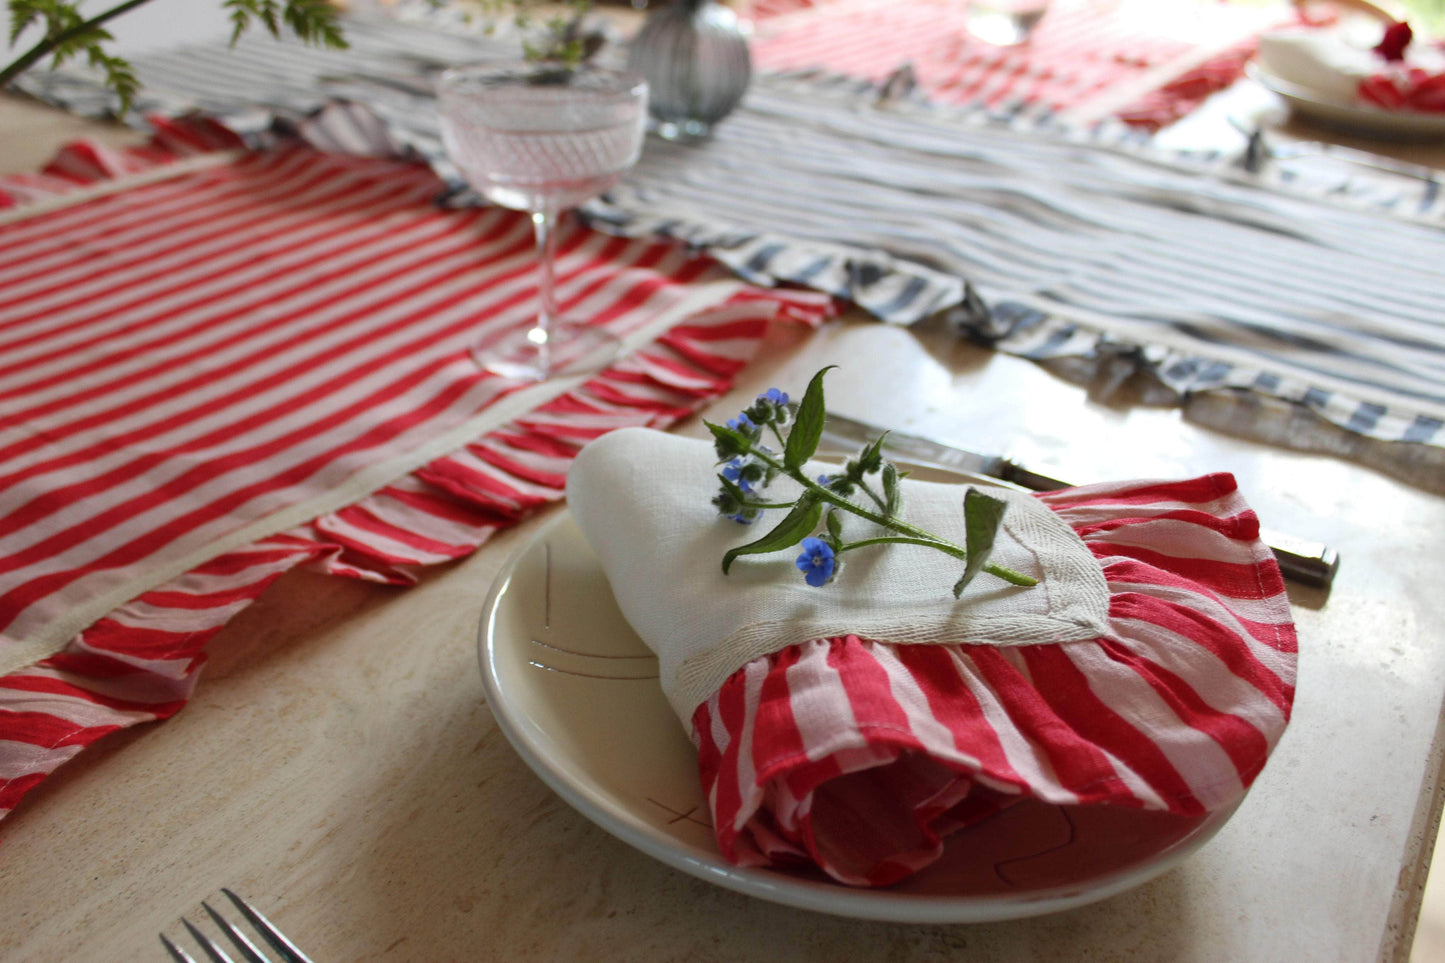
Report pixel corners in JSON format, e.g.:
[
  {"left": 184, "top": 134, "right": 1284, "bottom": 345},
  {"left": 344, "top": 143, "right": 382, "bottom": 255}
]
[
  {"left": 0, "top": 136, "right": 835, "bottom": 821},
  {"left": 750, "top": 0, "right": 1297, "bottom": 127},
  {"left": 0, "top": 115, "right": 247, "bottom": 210}
]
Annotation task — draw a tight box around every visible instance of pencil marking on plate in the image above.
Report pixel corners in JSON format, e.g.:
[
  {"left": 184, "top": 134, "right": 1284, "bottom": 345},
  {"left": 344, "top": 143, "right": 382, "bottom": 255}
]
[
  {"left": 543, "top": 541, "right": 552, "bottom": 630},
  {"left": 992, "top": 807, "right": 1077, "bottom": 886},
  {"left": 526, "top": 655, "right": 660, "bottom": 681},
  {"left": 646, "top": 797, "right": 713, "bottom": 829},
  {"left": 529, "top": 638, "right": 656, "bottom": 660}
]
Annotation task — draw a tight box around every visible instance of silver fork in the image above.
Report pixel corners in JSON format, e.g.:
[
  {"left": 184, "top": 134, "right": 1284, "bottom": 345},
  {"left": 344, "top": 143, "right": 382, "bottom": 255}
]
[{"left": 160, "top": 889, "right": 314, "bottom": 963}]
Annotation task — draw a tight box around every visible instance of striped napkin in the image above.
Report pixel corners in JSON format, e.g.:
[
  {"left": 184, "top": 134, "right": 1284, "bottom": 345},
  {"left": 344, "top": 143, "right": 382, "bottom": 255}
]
[
  {"left": 567, "top": 427, "right": 1296, "bottom": 885},
  {"left": 0, "top": 134, "right": 835, "bottom": 821}
]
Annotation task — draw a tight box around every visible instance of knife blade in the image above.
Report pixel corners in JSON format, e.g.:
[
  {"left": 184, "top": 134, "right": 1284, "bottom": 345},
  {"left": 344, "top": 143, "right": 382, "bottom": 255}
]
[{"left": 818, "top": 411, "right": 1339, "bottom": 590}]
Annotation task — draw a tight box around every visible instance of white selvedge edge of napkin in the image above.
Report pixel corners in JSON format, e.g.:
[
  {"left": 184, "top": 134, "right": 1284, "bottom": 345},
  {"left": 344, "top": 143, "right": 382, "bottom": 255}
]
[{"left": 566, "top": 427, "right": 1112, "bottom": 723}]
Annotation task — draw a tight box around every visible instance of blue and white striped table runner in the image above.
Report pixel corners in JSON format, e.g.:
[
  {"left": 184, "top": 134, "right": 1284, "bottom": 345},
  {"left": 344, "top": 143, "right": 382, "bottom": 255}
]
[{"left": 15, "top": 13, "right": 1445, "bottom": 464}]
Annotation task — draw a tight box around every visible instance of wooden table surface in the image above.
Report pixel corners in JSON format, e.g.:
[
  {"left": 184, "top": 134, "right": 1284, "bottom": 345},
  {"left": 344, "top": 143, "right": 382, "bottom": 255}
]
[{"left": 3, "top": 48, "right": 1445, "bottom": 962}]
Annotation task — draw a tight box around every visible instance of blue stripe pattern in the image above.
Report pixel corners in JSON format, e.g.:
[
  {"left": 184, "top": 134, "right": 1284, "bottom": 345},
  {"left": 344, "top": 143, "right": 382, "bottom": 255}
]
[{"left": 14, "top": 10, "right": 1445, "bottom": 460}]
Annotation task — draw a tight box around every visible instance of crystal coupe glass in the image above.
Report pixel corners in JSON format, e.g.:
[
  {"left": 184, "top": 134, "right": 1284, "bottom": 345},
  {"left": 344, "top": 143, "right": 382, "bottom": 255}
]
[{"left": 437, "top": 63, "right": 648, "bottom": 381}]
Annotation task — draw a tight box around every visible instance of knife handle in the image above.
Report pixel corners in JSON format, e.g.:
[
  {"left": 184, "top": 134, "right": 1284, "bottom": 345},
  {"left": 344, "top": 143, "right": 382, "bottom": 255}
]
[
  {"left": 1259, "top": 528, "right": 1340, "bottom": 590},
  {"left": 998, "top": 461, "right": 1070, "bottom": 492}
]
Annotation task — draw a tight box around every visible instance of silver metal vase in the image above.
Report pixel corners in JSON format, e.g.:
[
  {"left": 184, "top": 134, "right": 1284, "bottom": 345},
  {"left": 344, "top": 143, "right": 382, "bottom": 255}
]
[{"left": 627, "top": 0, "right": 752, "bottom": 141}]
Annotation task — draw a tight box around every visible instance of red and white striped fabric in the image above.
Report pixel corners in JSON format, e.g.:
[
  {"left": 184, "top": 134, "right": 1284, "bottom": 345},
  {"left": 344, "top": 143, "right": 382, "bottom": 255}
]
[
  {"left": 0, "top": 116, "right": 246, "bottom": 210},
  {"left": 694, "top": 473, "right": 1295, "bottom": 886},
  {"left": 750, "top": 0, "right": 1295, "bottom": 126},
  {"left": 0, "top": 137, "right": 835, "bottom": 820}
]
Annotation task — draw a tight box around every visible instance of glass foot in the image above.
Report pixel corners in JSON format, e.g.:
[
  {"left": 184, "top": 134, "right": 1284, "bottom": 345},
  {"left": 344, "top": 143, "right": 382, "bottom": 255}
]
[
  {"left": 652, "top": 118, "right": 714, "bottom": 142},
  {"left": 964, "top": 6, "right": 1047, "bottom": 46},
  {"left": 472, "top": 320, "right": 622, "bottom": 382}
]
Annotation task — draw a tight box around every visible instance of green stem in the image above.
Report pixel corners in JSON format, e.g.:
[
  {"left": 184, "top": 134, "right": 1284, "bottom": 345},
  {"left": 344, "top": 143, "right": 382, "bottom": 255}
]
[
  {"left": 748, "top": 446, "right": 960, "bottom": 545},
  {"left": 768, "top": 423, "right": 788, "bottom": 450},
  {"left": 857, "top": 478, "right": 888, "bottom": 513},
  {"left": 988, "top": 565, "right": 1038, "bottom": 587},
  {"left": 839, "top": 536, "right": 1033, "bottom": 584},
  {"left": 745, "top": 442, "right": 1033, "bottom": 585},
  {"left": 840, "top": 535, "right": 965, "bottom": 559},
  {"left": 0, "top": 0, "right": 153, "bottom": 90}
]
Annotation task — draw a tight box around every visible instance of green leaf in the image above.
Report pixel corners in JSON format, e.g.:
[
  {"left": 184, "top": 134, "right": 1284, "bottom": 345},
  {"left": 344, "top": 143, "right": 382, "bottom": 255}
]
[
  {"left": 286, "top": 0, "right": 347, "bottom": 48},
  {"left": 882, "top": 462, "right": 901, "bottom": 517},
  {"left": 859, "top": 432, "right": 887, "bottom": 473},
  {"left": 953, "top": 489, "right": 1009, "bottom": 597},
  {"left": 221, "top": 0, "right": 346, "bottom": 49},
  {"left": 87, "top": 44, "right": 136, "bottom": 115},
  {"left": 784, "top": 365, "right": 834, "bottom": 470},
  {"left": 716, "top": 471, "right": 748, "bottom": 504},
  {"left": 705, "top": 420, "right": 752, "bottom": 460},
  {"left": 8, "top": 2, "right": 41, "bottom": 46},
  {"left": 825, "top": 508, "right": 843, "bottom": 541},
  {"left": 260, "top": 0, "right": 281, "bottom": 38},
  {"left": 2, "top": 0, "right": 345, "bottom": 115},
  {"left": 722, "top": 495, "right": 822, "bottom": 574}
]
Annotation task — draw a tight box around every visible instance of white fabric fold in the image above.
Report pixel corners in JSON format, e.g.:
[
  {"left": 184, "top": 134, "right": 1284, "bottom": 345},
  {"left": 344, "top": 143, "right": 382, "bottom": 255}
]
[{"left": 566, "top": 428, "right": 1111, "bottom": 721}]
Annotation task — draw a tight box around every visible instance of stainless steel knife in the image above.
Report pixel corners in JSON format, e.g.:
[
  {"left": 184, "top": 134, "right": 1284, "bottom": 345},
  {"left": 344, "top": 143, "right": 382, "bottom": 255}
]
[{"left": 818, "top": 411, "right": 1339, "bottom": 590}]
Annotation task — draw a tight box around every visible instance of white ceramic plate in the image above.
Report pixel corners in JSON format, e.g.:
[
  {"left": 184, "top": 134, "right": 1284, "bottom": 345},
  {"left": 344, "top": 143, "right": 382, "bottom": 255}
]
[
  {"left": 477, "top": 491, "right": 1239, "bottom": 922},
  {"left": 1248, "top": 62, "right": 1445, "bottom": 140}
]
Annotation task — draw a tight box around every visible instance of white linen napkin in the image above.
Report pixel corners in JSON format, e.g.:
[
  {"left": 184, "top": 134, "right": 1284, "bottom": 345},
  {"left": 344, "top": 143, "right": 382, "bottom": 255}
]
[{"left": 566, "top": 427, "right": 1112, "bottom": 722}]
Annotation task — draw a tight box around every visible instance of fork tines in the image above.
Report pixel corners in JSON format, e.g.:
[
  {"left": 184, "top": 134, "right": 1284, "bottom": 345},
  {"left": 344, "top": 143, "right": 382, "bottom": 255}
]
[{"left": 160, "top": 889, "right": 313, "bottom": 963}]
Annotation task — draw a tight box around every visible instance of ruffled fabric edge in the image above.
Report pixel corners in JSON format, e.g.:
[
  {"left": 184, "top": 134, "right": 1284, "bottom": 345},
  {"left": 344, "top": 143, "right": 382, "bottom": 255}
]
[
  {"left": 691, "top": 473, "right": 1296, "bottom": 886},
  {"left": 0, "top": 115, "right": 245, "bottom": 210},
  {"left": 0, "top": 291, "right": 834, "bottom": 821},
  {"left": 16, "top": 52, "right": 1444, "bottom": 460}
]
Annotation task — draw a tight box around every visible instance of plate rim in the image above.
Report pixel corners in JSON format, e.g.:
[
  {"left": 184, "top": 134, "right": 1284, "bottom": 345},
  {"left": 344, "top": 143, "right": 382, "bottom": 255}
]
[
  {"left": 1247, "top": 61, "right": 1445, "bottom": 138},
  {"left": 477, "top": 507, "right": 1237, "bottom": 923}
]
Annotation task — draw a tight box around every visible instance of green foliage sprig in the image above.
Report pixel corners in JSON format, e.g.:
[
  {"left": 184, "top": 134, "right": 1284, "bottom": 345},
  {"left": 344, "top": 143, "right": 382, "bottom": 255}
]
[
  {"left": 2, "top": 0, "right": 347, "bottom": 114},
  {"left": 508, "top": 0, "right": 598, "bottom": 67},
  {"left": 2, "top": 0, "right": 604, "bottom": 114},
  {"left": 707, "top": 367, "right": 1039, "bottom": 598}
]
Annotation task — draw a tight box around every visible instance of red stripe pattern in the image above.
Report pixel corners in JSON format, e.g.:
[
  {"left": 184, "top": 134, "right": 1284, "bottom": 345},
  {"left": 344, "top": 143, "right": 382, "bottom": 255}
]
[
  {"left": 750, "top": 0, "right": 1294, "bottom": 127},
  {"left": 0, "top": 137, "right": 836, "bottom": 820},
  {"left": 0, "top": 116, "right": 245, "bottom": 210},
  {"left": 693, "top": 473, "right": 1295, "bottom": 886}
]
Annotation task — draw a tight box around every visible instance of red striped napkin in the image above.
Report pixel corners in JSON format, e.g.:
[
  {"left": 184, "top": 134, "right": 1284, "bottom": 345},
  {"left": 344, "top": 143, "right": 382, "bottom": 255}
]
[
  {"left": 569, "top": 428, "right": 1295, "bottom": 886},
  {"left": 750, "top": 0, "right": 1296, "bottom": 128},
  {"left": 0, "top": 134, "right": 835, "bottom": 821}
]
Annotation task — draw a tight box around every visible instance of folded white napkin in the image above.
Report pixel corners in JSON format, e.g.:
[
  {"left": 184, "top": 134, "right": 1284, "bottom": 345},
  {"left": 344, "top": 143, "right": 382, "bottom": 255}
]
[
  {"left": 566, "top": 426, "right": 1297, "bottom": 886},
  {"left": 566, "top": 427, "right": 1112, "bottom": 721}
]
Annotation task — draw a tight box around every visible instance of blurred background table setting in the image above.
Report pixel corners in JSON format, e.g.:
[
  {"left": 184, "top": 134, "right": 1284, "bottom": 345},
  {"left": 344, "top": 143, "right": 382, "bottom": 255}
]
[{"left": 2, "top": 0, "right": 1445, "bottom": 958}]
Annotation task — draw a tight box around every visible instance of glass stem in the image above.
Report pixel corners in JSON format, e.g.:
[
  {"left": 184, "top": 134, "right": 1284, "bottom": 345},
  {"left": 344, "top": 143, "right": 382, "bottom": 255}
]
[{"left": 532, "top": 209, "right": 560, "bottom": 368}]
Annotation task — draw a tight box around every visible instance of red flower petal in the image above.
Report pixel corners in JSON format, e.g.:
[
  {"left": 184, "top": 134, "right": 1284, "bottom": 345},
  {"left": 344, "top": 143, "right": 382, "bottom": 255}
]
[
  {"left": 1406, "top": 73, "right": 1445, "bottom": 112},
  {"left": 1373, "top": 20, "right": 1413, "bottom": 62},
  {"left": 1358, "top": 74, "right": 1408, "bottom": 108}
]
